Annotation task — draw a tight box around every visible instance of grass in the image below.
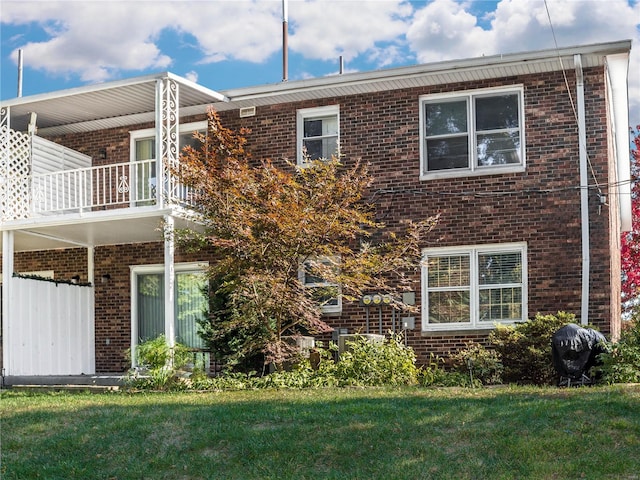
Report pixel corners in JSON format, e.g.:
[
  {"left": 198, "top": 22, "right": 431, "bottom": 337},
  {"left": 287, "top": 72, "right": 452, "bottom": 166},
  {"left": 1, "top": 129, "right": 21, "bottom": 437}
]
[{"left": 1, "top": 385, "right": 639, "bottom": 479}]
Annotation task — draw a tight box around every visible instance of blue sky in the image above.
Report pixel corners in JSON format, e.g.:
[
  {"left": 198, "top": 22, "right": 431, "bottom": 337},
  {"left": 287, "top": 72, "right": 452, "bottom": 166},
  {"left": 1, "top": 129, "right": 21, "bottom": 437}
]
[{"left": 1, "top": 0, "right": 639, "bottom": 125}]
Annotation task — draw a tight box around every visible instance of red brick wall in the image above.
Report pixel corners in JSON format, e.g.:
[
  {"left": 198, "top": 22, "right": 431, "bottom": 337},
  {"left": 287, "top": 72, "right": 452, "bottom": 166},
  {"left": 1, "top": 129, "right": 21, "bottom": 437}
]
[{"left": 16, "top": 66, "right": 615, "bottom": 370}]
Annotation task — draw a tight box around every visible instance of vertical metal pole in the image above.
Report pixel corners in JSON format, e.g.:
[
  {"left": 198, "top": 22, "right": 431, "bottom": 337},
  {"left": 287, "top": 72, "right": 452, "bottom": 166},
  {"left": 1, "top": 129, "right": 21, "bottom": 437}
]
[
  {"left": 17, "top": 49, "right": 23, "bottom": 98},
  {"left": 365, "top": 307, "right": 369, "bottom": 334},
  {"left": 282, "top": 0, "right": 288, "bottom": 82}
]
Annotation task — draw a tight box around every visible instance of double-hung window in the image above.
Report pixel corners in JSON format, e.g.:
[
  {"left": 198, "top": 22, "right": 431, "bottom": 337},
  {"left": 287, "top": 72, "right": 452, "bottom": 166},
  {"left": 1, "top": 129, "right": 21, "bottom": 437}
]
[
  {"left": 422, "top": 243, "right": 527, "bottom": 331},
  {"left": 296, "top": 105, "right": 339, "bottom": 165},
  {"left": 420, "top": 86, "right": 525, "bottom": 179},
  {"left": 299, "top": 256, "right": 342, "bottom": 314}
]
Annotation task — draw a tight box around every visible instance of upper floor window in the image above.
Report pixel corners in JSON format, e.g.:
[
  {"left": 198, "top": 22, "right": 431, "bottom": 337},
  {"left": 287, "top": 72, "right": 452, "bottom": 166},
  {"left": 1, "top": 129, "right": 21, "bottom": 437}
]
[
  {"left": 420, "top": 87, "right": 525, "bottom": 180},
  {"left": 297, "top": 105, "right": 339, "bottom": 165},
  {"left": 299, "top": 256, "right": 342, "bottom": 314},
  {"left": 130, "top": 121, "right": 206, "bottom": 204},
  {"left": 421, "top": 243, "right": 527, "bottom": 331}
]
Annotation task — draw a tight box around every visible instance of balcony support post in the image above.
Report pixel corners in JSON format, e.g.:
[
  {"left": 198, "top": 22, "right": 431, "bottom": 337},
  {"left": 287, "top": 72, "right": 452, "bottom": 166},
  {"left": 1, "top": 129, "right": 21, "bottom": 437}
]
[
  {"left": 163, "top": 215, "right": 176, "bottom": 361},
  {"left": 155, "top": 77, "right": 179, "bottom": 209}
]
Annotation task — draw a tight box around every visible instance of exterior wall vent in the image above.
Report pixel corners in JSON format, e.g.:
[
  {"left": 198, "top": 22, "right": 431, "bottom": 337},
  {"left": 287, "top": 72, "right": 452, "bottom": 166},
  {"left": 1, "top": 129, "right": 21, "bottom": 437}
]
[{"left": 239, "top": 106, "right": 256, "bottom": 118}]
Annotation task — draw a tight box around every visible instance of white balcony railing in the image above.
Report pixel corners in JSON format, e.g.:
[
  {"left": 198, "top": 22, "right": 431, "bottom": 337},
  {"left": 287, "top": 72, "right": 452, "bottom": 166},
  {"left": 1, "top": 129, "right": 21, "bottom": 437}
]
[{"left": 31, "top": 159, "right": 195, "bottom": 215}]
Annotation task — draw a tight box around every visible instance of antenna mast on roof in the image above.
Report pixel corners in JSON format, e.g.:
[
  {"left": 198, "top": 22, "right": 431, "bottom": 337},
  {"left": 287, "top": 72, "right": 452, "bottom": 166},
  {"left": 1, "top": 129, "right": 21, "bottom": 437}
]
[
  {"left": 17, "top": 49, "right": 24, "bottom": 98},
  {"left": 282, "top": 0, "right": 288, "bottom": 82}
]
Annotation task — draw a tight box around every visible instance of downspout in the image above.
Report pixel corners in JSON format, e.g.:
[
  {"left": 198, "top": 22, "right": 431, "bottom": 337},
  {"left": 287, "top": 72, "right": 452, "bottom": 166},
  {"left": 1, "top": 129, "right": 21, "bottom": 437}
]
[{"left": 575, "top": 54, "right": 589, "bottom": 326}]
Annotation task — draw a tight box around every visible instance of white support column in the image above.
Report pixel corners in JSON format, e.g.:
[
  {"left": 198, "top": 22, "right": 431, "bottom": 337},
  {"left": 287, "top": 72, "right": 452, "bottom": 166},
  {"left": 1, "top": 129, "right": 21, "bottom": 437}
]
[
  {"left": 87, "top": 246, "right": 95, "bottom": 285},
  {"left": 2, "top": 231, "right": 14, "bottom": 375},
  {"left": 575, "top": 54, "right": 590, "bottom": 326},
  {"left": 156, "top": 76, "right": 179, "bottom": 208},
  {"left": 164, "top": 215, "right": 176, "bottom": 352}
]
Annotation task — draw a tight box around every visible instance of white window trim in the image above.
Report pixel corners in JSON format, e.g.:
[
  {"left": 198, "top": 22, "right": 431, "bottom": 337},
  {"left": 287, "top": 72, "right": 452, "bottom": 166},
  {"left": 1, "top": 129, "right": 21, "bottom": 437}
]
[
  {"left": 130, "top": 262, "right": 208, "bottom": 366},
  {"left": 419, "top": 85, "right": 526, "bottom": 181},
  {"left": 296, "top": 105, "right": 340, "bottom": 166},
  {"left": 129, "top": 120, "right": 208, "bottom": 161},
  {"left": 299, "top": 255, "right": 342, "bottom": 314},
  {"left": 421, "top": 243, "right": 528, "bottom": 332}
]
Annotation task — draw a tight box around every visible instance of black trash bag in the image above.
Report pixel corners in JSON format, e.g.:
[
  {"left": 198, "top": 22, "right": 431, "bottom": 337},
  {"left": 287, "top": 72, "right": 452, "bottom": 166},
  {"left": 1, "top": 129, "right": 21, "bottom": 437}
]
[{"left": 551, "top": 323, "right": 607, "bottom": 386}]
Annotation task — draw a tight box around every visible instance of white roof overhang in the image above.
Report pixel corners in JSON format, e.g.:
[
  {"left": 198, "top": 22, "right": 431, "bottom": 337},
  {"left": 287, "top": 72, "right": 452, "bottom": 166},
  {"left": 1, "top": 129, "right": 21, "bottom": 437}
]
[
  {"left": 2, "top": 72, "right": 228, "bottom": 136},
  {"left": 213, "top": 40, "right": 632, "bottom": 112},
  {"left": 0, "top": 207, "right": 205, "bottom": 252}
]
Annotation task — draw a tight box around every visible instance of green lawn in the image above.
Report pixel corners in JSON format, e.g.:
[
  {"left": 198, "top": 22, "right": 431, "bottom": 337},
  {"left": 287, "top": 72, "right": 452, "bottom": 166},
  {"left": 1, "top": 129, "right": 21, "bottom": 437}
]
[{"left": 1, "top": 385, "right": 639, "bottom": 479}]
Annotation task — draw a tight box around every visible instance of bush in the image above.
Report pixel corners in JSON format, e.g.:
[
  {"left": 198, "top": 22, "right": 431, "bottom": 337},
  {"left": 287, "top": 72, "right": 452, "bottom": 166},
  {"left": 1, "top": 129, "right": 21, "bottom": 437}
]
[
  {"left": 490, "top": 311, "right": 574, "bottom": 385},
  {"left": 451, "top": 343, "right": 503, "bottom": 385},
  {"left": 598, "top": 316, "right": 640, "bottom": 384},
  {"left": 418, "top": 353, "right": 474, "bottom": 387},
  {"left": 126, "top": 335, "right": 194, "bottom": 390},
  {"left": 333, "top": 333, "right": 419, "bottom": 387}
]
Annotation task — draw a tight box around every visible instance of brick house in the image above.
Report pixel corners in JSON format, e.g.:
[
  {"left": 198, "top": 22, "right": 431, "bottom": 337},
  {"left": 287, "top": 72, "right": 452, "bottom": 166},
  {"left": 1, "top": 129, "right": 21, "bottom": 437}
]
[{"left": 0, "top": 40, "right": 632, "bottom": 381}]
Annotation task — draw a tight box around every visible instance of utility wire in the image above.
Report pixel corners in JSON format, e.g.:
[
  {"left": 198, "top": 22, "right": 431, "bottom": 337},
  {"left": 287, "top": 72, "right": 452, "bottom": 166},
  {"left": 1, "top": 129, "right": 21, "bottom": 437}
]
[{"left": 544, "top": 0, "right": 604, "bottom": 196}]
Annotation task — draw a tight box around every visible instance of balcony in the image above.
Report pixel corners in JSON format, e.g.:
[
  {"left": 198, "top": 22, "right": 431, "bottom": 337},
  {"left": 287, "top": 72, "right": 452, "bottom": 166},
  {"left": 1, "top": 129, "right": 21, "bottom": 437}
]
[{"left": 1, "top": 128, "right": 195, "bottom": 224}]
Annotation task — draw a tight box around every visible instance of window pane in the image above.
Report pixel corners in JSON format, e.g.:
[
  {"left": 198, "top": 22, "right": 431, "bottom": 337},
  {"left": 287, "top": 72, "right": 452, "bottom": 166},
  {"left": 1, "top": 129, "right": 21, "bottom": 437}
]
[
  {"left": 303, "top": 137, "right": 338, "bottom": 161},
  {"left": 136, "top": 138, "right": 155, "bottom": 161},
  {"left": 304, "top": 116, "right": 338, "bottom": 137},
  {"left": 427, "top": 255, "right": 470, "bottom": 287},
  {"left": 428, "top": 290, "right": 471, "bottom": 323},
  {"left": 479, "top": 287, "right": 522, "bottom": 322},
  {"left": 426, "top": 137, "right": 469, "bottom": 171},
  {"left": 478, "top": 252, "right": 522, "bottom": 285},
  {"left": 175, "top": 272, "right": 207, "bottom": 349},
  {"left": 425, "top": 100, "right": 468, "bottom": 136},
  {"left": 475, "top": 94, "right": 519, "bottom": 131},
  {"left": 477, "top": 132, "right": 521, "bottom": 166},
  {"left": 137, "top": 272, "right": 208, "bottom": 349},
  {"left": 179, "top": 132, "right": 201, "bottom": 150},
  {"left": 137, "top": 274, "right": 164, "bottom": 342}
]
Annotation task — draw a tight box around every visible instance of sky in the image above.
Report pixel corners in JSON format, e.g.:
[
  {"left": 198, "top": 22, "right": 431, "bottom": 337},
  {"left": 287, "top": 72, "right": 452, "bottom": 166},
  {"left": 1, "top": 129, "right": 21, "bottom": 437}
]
[{"left": 1, "top": 0, "right": 639, "bottom": 127}]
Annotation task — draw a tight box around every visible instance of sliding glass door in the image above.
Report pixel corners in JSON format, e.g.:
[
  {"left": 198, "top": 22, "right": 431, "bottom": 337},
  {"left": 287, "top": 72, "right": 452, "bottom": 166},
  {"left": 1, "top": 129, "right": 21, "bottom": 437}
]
[{"left": 136, "top": 270, "right": 207, "bottom": 349}]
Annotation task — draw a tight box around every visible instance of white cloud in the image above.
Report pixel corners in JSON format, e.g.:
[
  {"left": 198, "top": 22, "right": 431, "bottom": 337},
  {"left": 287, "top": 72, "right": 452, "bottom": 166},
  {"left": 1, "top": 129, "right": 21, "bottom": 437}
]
[
  {"left": 1, "top": 0, "right": 637, "bottom": 126},
  {"left": 184, "top": 70, "right": 198, "bottom": 83},
  {"left": 288, "top": 0, "right": 413, "bottom": 62},
  {"left": 406, "top": 0, "right": 495, "bottom": 61}
]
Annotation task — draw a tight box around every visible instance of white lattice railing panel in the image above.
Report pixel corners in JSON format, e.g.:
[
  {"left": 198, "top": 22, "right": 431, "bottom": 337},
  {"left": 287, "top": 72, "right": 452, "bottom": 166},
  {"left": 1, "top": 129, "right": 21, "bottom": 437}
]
[{"left": 1, "top": 126, "right": 32, "bottom": 221}]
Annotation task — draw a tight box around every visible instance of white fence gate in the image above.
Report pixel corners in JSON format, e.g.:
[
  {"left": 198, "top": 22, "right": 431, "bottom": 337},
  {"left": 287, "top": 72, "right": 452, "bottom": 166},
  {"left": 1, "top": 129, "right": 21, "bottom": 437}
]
[{"left": 5, "top": 277, "right": 95, "bottom": 376}]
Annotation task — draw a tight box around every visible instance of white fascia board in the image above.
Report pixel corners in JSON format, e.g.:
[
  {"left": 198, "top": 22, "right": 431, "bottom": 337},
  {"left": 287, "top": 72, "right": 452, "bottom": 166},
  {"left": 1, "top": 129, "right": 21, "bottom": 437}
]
[{"left": 220, "top": 40, "right": 632, "bottom": 102}]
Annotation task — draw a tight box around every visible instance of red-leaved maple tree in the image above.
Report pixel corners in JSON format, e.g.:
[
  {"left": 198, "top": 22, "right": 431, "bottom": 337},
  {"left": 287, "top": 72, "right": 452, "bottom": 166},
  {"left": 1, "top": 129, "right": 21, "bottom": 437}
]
[
  {"left": 174, "top": 108, "right": 436, "bottom": 368},
  {"left": 621, "top": 125, "right": 640, "bottom": 317}
]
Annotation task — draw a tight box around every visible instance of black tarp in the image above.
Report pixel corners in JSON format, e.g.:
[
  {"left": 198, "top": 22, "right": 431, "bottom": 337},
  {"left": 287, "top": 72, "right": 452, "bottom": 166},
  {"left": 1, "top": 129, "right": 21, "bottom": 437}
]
[{"left": 551, "top": 323, "right": 607, "bottom": 386}]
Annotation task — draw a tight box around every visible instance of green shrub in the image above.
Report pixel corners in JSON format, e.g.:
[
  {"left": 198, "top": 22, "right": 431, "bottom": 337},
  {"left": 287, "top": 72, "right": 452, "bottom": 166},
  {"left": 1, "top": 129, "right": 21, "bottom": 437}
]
[
  {"left": 598, "top": 317, "right": 640, "bottom": 384},
  {"left": 126, "top": 335, "right": 194, "bottom": 390},
  {"left": 490, "top": 312, "right": 574, "bottom": 385},
  {"left": 334, "top": 333, "right": 419, "bottom": 387},
  {"left": 418, "top": 353, "right": 474, "bottom": 387},
  {"left": 451, "top": 343, "right": 503, "bottom": 385}
]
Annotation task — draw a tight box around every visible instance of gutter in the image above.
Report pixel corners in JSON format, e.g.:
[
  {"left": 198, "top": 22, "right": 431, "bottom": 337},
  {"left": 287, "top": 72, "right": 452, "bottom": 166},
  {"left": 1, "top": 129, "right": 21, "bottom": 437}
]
[{"left": 575, "top": 54, "right": 589, "bottom": 326}]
